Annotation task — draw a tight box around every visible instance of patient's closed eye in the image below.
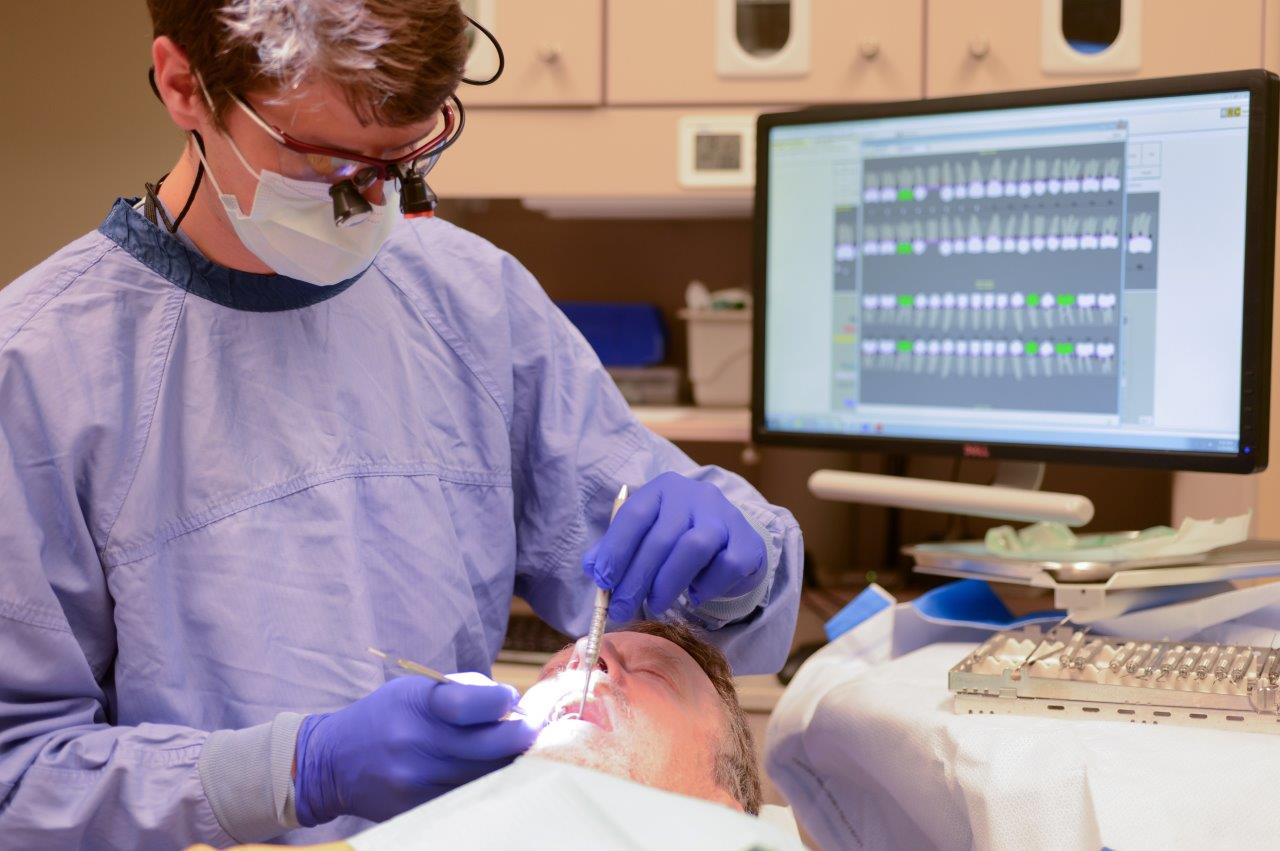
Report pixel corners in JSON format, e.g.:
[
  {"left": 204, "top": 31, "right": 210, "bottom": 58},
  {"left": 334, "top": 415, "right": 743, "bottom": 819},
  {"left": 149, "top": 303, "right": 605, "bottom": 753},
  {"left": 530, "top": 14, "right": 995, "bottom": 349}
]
[{"left": 637, "top": 667, "right": 677, "bottom": 690}]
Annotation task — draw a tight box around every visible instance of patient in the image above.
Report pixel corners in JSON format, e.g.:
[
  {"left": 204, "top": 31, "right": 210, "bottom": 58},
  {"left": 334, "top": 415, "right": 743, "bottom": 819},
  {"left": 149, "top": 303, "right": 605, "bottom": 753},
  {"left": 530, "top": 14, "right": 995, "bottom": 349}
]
[
  {"left": 200, "top": 621, "right": 801, "bottom": 849},
  {"left": 516, "top": 619, "right": 762, "bottom": 814}
]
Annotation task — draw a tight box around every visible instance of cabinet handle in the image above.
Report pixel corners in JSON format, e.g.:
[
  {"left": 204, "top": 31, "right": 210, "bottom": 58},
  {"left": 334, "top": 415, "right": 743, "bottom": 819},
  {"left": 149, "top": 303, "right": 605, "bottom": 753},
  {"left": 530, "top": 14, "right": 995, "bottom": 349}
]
[
  {"left": 968, "top": 37, "right": 990, "bottom": 60},
  {"left": 537, "top": 44, "right": 562, "bottom": 64},
  {"left": 858, "top": 40, "right": 880, "bottom": 60}
]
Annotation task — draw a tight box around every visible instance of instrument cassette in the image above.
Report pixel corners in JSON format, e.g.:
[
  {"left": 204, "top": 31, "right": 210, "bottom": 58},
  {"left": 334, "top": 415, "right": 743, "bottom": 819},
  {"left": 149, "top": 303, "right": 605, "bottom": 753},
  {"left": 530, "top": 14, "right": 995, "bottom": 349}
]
[{"left": 950, "top": 626, "right": 1280, "bottom": 734}]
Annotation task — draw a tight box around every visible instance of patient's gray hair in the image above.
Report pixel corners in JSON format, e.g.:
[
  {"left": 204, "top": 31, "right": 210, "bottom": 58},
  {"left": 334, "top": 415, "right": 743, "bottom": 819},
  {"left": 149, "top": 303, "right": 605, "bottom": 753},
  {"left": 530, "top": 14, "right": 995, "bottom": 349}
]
[{"left": 623, "top": 620, "right": 762, "bottom": 815}]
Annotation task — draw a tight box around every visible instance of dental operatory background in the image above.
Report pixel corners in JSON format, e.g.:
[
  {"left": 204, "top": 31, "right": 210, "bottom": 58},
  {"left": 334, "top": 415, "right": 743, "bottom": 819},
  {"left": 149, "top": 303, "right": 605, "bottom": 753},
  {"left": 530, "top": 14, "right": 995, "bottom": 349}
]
[{"left": 6, "top": 0, "right": 1280, "bottom": 818}]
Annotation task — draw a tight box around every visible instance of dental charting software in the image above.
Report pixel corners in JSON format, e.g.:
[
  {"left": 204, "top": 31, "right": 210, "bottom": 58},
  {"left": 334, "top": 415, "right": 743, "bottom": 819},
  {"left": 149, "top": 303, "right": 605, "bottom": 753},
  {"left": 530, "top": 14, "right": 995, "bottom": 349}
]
[{"left": 762, "top": 89, "right": 1253, "bottom": 455}]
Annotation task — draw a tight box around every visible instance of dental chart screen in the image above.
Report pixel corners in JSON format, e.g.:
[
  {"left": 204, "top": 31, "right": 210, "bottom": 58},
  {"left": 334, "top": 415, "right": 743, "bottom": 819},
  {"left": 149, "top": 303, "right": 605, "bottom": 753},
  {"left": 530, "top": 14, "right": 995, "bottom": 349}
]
[{"left": 761, "top": 90, "right": 1252, "bottom": 455}]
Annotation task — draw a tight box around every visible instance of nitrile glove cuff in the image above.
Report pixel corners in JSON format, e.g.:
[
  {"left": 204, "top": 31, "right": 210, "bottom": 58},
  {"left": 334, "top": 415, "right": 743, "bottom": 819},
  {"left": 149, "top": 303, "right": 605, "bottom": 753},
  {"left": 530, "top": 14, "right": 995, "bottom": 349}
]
[{"left": 294, "top": 712, "right": 335, "bottom": 828}]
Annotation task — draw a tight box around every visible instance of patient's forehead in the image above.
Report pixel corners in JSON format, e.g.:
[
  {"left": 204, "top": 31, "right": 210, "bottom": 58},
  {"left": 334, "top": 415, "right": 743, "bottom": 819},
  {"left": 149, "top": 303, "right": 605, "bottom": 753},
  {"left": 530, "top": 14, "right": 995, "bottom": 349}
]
[{"left": 540, "top": 631, "right": 712, "bottom": 698}]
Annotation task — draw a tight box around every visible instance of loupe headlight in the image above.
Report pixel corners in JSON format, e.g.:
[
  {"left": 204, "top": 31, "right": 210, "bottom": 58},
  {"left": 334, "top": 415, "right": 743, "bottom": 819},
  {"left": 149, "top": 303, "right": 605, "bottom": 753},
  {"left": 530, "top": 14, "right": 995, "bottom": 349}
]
[
  {"left": 399, "top": 171, "right": 438, "bottom": 219},
  {"left": 330, "top": 179, "right": 373, "bottom": 227}
]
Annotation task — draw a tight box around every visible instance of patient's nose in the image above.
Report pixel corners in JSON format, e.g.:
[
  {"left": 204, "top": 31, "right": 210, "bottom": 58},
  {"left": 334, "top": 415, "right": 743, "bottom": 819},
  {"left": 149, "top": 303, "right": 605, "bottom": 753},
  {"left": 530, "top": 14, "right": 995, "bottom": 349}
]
[{"left": 567, "top": 638, "right": 610, "bottom": 673}]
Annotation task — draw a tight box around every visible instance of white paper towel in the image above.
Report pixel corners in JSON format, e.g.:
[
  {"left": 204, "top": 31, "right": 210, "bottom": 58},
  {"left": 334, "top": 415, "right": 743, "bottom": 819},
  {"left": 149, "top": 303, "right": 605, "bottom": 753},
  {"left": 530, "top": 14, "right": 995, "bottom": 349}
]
[
  {"left": 986, "top": 512, "right": 1251, "bottom": 563},
  {"left": 349, "top": 755, "right": 808, "bottom": 851},
  {"left": 767, "top": 600, "right": 1280, "bottom": 851}
]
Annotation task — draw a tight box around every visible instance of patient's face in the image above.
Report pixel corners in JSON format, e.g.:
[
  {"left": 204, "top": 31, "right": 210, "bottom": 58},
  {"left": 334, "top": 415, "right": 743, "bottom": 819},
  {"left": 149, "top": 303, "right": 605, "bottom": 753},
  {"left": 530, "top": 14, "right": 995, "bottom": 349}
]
[{"left": 518, "top": 631, "right": 733, "bottom": 807}]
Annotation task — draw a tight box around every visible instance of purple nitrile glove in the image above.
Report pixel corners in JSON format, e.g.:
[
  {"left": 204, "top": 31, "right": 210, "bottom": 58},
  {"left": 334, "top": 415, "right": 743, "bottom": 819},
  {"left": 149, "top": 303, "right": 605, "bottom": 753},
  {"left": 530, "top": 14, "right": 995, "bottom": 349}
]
[
  {"left": 294, "top": 673, "right": 540, "bottom": 826},
  {"left": 582, "top": 472, "right": 768, "bottom": 622}
]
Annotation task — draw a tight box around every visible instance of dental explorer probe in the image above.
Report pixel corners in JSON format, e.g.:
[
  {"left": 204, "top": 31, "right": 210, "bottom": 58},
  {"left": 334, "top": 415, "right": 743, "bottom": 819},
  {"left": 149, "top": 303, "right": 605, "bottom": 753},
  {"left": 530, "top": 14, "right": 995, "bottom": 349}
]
[
  {"left": 368, "top": 646, "right": 451, "bottom": 683},
  {"left": 366, "top": 647, "right": 526, "bottom": 720},
  {"left": 579, "top": 484, "right": 630, "bottom": 712}
]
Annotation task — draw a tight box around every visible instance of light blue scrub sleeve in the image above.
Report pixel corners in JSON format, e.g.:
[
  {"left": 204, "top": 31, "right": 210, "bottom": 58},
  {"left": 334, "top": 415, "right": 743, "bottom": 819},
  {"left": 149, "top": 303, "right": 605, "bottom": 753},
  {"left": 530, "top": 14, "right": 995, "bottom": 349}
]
[
  {"left": 0, "top": 272, "right": 284, "bottom": 846},
  {"left": 497, "top": 255, "right": 803, "bottom": 675}
]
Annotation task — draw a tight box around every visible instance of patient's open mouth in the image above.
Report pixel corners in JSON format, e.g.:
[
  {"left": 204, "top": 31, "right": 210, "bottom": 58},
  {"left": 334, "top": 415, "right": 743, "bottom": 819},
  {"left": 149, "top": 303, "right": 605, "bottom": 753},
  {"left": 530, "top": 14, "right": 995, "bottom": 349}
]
[{"left": 550, "top": 693, "right": 614, "bottom": 731}]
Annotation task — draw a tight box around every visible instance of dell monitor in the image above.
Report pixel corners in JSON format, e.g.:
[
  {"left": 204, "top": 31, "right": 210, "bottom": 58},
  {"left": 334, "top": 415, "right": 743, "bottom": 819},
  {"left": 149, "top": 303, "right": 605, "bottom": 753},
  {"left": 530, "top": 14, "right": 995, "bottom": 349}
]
[{"left": 754, "top": 71, "right": 1277, "bottom": 476}]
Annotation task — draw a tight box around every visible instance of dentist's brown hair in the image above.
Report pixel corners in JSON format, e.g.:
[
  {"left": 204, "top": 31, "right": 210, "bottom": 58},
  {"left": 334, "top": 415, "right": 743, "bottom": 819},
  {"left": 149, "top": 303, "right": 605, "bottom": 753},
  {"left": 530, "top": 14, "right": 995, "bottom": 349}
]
[{"left": 146, "top": 0, "right": 470, "bottom": 129}]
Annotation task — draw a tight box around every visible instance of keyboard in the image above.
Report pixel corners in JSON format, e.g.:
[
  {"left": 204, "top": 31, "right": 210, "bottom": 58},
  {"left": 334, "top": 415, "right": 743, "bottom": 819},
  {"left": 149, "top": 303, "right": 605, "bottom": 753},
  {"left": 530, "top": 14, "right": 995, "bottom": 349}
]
[{"left": 499, "top": 614, "right": 573, "bottom": 664}]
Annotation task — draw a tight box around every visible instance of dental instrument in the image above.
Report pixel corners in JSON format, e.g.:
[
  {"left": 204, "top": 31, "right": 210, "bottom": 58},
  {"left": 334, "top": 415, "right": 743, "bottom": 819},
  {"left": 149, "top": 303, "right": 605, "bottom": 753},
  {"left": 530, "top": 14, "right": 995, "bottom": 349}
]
[
  {"left": 368, "top": 646, "right": 451, "bottom": 683},
  {"left": 579, "top": 485, "right": 630, "bottom": 712},
  {"left": 1195, "top": 645, "right": 1220, "bottom": 680},
  {"left": 367, "top": 647, "right": 526, "bottom": 720},
  {"left": 1176, "top": 646, "right": 1202, "bottom": 679}
]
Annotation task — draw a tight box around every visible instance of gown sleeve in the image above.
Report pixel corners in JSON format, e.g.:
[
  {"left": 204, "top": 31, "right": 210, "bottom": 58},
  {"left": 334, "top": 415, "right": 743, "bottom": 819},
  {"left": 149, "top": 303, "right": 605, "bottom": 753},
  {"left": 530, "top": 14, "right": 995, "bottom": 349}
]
[
  {"left": 0, "top": 272, "right": 291, "bottom": 847},
  {"left": 500, "top": 255, "right": 803, "bottom": 675}
]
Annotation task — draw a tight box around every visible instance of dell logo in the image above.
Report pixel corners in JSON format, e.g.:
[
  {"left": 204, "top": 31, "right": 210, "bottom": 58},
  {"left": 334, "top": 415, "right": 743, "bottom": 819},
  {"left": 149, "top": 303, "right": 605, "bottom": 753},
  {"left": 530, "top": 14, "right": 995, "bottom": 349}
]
[{"left": 963, "top": 444, "right": 990, "bottom": 458}]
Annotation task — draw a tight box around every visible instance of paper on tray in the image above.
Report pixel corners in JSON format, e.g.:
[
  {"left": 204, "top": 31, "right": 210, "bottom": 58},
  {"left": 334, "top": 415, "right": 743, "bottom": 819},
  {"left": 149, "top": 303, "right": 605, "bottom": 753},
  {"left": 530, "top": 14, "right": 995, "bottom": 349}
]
[{"left": 984, "top": 511, "right": 1251, "bottom": 563}]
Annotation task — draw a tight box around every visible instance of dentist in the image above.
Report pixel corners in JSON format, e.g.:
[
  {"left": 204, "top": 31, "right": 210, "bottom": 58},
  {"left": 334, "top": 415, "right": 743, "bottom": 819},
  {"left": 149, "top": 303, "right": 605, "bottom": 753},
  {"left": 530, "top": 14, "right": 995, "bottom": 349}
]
[{"left": 0, "top": 0, "right": 801, "bottom": 847}]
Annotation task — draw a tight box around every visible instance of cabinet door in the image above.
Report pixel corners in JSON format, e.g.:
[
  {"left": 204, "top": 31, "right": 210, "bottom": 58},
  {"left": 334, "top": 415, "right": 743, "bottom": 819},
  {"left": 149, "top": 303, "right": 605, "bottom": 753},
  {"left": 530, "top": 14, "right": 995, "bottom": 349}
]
[
  {"left": 607, "top": 0, "right": 923, "bottom": 104},
  {"left": 431, "top": 107, "right": 769, "bottom": 199},
  {"left": 927, "top": 0, "right": 1264, "bottom": 97},
  {"left": 461, "top": 0, "right": 603, "bottom": 106}
]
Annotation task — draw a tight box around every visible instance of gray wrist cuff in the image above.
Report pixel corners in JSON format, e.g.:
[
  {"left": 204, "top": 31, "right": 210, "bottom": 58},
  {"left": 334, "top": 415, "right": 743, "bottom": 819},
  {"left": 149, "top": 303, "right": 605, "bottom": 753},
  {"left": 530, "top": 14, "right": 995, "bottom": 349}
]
[
  {"left": 198, "top": 711, "right": 305, "bottom": 842},
  {"left": 692, "top": 509, "right": 779, "bottom": 625}
]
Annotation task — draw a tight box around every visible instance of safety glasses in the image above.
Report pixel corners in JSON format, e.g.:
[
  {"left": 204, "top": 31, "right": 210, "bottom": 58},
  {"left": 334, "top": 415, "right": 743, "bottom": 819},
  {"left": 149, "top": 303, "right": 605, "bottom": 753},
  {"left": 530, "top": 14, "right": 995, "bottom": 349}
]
[{"left": 231, "top": 92, "right": 464, "bottom": 189}]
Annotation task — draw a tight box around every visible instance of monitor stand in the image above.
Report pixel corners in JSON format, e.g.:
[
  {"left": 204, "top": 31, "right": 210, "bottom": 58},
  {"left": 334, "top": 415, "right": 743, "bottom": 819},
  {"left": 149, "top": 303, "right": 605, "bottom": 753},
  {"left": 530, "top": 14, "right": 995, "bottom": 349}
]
[{"left": 808, "top": 461, "right": 1096, "bottom": 527}]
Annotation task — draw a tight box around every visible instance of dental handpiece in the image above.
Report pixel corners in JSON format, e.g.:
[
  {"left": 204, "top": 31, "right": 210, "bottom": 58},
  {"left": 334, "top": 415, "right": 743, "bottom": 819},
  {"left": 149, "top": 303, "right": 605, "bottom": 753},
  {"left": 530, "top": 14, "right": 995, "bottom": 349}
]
[
  {"left": 579, "top": 485, "right": 630, "bottom": 709},
  {"left": 1125, "top": 642, "right": 1152, "bottom": 676},
  {"left": 1258, "top": 649, "right": 1279, "bottom": 688},
  {"left": 1108, "top": 641, "right": 1137, "bottom": 672},
  {"left": 1135, "top": 643, "right": 1165, "bottom": 680},
  {"left": 1195, "top": 646, "right": 1220, "bottom": 680},
  {"left": 1215, "top": 646, "right": 1236, "bottom": 681},
  {"left": 1230, "top": 648, "right": 1256, "bottom": 684},
  {"left": 1176, "top": 646, "right": 1202, "bottom": 679},
  {"left": 1156, "top": 644, "right": 1186, "bottom": 680},
  {"left": 1074, "top": 639, "right": 1104, "bottom": 669},
  {"left": 1058, "top": 631, "right": 1088, "bottom": 667}
]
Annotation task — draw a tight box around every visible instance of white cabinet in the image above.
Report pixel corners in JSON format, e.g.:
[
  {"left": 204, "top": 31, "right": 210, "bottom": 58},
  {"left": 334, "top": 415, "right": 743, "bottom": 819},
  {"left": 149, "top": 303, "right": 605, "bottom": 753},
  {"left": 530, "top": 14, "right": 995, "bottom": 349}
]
[
  {"left": 606, "top": 0, "right": 924, "bottom": 104},
  {"left": 432, "top": 106, "right": 774, "bottom": 202},
  {"left": 927, "top": 0, "right": 1265, "bottom": 98},
  {"left": 461, "top": 0, "right": 603, "bottom": 106}
]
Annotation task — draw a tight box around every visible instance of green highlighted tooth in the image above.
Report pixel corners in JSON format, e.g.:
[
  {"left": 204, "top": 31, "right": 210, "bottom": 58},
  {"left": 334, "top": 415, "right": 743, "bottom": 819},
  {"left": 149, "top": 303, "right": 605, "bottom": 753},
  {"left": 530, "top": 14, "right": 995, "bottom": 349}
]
[
  {"left": 897, "top": 242, "right": 913, "bottom": 255},
  {"left": 896, "top": 339, "right": 913, "bottom": 352},
  {"left": 897, "top": 188, "right": 914, "bottom": 201},
  {"left": 1026, "top": 293, "right": 1041, "bottom": 307},
  {"left": 1058, "top": 293, "right": 1076, "bottom": 306},
  {"left": 1056, "top": 342, "right": 1075, "bottom": 355},
  {"left": 898, "top": 294, "right": 914, "bottom": 307}
]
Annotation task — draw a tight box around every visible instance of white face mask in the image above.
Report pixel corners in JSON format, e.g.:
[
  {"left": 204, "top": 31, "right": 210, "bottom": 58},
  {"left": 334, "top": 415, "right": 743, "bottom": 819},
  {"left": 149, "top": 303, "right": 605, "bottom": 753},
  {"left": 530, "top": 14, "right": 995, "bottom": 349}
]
[{"left": 194, "top": 134, "right": 401, "bottom": 286}]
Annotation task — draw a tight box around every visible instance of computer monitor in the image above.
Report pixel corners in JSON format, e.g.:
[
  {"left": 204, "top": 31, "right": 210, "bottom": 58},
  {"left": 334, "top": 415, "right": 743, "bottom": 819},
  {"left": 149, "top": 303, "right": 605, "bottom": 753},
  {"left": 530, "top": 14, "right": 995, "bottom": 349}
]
[{"left": 754, "top": 71, "right": 1278, "bottom": 474}]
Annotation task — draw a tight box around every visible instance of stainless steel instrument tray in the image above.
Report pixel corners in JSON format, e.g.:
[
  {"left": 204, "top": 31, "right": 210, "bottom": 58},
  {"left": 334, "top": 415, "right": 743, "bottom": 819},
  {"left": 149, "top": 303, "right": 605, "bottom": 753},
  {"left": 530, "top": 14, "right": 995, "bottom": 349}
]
[{"left": 950, "top": 626, "right": 1280, "bottom": 734}]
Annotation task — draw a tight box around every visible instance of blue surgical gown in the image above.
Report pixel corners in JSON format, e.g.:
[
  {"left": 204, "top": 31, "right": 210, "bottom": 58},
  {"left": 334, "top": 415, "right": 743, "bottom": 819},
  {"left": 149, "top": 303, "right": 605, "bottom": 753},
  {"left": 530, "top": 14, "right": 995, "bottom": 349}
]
[{"left": 0, "top": 200, "right": 802, "bottom": 848}]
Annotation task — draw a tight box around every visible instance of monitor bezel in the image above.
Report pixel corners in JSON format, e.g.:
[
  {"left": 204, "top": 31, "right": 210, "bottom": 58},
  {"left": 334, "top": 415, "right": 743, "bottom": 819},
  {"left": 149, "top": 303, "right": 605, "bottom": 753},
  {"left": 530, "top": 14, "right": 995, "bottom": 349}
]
[{"left": 752, "top": 70, "right": 1278, "bottom": 474}]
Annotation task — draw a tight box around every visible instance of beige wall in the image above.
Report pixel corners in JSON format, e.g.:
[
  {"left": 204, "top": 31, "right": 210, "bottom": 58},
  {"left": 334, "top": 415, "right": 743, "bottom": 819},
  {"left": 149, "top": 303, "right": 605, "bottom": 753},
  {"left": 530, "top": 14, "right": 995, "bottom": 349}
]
[
  {"left": 0, "top": 1, "right": 181, "bottom": 286},
  {"left": 20, "top": 3, "right": 1277, "bottom": 545}
]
